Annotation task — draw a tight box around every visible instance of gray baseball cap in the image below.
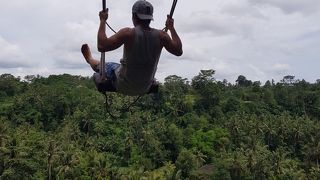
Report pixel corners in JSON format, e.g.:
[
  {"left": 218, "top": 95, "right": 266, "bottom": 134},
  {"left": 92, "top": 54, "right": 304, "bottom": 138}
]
[{"left": 132, "top": 0, "right": 154, "bottom": 20}]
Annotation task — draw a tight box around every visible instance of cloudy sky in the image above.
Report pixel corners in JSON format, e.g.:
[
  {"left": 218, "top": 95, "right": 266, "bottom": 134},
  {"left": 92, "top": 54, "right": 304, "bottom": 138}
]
[{"left": 1, "top": 0, "right": 320, "bottom": 83}]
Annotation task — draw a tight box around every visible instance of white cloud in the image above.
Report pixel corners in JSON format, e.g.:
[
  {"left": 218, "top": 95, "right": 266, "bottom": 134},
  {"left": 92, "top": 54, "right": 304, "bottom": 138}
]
[
  {"left": 0, "top": 36, "right": 29, "bottom": 68},
  {"left": 272, "top": 63, "right": 290, "bottom": 72},
  {"left": 50, "top": 20, "right": 98, "bottom": 69},
  {"left": 249, "top": 0, "right": 320, "bottom": 15}
]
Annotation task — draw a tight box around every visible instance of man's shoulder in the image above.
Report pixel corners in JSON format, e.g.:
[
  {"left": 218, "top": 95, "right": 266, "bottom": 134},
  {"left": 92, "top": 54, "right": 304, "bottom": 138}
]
[
  {"left": 157, "top": 29, "right": 166, "bottom": 36},
  {"left": 118, "top": 27, "right": 134, "bottom": 36},
  {"left": 120, "top": 27, "right": 134, "bottom": 31},
  {"left": 112, "top": 27, "right": 134, "bottom": 43},
  {"left": 158, "top": 29, "right": 170, "bottom": 43}
]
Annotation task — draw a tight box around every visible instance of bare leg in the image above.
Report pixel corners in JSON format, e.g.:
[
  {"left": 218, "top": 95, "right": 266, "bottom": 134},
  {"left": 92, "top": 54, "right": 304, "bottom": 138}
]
[{"left": 81, "top": 44, "right": 100, "bottom": 72}]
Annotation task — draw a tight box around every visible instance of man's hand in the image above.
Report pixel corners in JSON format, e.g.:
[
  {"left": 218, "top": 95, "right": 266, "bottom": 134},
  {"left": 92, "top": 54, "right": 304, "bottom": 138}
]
[
  {"left": 99, "top": 8, "right": 109, "bottom": 22},
  {"left": 165, "top": 15, "right": 175, "bottom": 31},
  {"left": 161, "top": 14, "right": 182, "bottom": 56}
]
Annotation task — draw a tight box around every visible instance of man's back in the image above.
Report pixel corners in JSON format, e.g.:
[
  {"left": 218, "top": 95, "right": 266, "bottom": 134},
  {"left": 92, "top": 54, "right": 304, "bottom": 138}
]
[{"left": 115, "top": 26, "right": 163, "bottom": 95}]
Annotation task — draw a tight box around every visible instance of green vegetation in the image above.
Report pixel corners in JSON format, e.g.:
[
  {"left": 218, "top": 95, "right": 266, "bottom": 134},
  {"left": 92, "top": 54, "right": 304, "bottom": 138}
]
[{"left": 0, "top": 72, "right": 320, "bottom": 179}]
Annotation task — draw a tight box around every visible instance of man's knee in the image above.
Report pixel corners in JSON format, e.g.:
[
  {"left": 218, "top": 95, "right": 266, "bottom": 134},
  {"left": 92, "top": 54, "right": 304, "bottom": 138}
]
[{"left": 91, "top": 64, "right": 100, "bottom": 73}]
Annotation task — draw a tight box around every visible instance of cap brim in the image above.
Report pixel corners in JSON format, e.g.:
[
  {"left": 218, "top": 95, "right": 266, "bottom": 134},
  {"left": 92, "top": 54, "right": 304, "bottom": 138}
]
[{"left": 137, "top": 14, "right": 153, "bottom": 20}]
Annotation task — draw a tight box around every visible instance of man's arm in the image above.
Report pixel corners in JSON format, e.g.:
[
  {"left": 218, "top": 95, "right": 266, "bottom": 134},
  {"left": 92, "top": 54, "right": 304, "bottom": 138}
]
[
  {"left": 97, "top": 9, "right": 132, "bottom": 52},
  {"left": 160, "top": 15, "right": 183, "bottom": 56}
]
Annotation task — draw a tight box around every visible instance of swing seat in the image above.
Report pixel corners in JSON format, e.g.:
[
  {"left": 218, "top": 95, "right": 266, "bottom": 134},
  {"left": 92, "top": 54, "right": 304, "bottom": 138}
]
[{"left": 93, "top": 73, "right": 159, "bottom": 94}]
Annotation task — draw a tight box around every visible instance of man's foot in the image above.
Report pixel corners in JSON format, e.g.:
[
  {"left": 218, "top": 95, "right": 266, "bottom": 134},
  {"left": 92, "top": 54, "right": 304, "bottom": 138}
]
[
  {"left": 81, "top": 44, "right": 100, "bottom": 72},
  {"left": 81, "top": 44, "right": 94, "bottom": 64}
]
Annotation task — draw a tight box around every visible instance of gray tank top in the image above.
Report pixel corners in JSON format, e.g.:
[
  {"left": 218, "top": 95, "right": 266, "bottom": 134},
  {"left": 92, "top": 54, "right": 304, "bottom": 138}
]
[{"left": 115, "top": 26, "right": 163, "bottom": 95}]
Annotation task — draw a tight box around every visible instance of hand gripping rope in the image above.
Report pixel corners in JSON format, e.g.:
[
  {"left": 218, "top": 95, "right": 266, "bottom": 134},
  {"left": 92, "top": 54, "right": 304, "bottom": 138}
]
[
  {"left": 100, "top": 0, "right": 117, "bottom": 81},
  {"left": 164, "top": 0, "right": 178, "bottom": 32},
  {"left": 100, "top": 0, "right": 107, "bottom": 82}
]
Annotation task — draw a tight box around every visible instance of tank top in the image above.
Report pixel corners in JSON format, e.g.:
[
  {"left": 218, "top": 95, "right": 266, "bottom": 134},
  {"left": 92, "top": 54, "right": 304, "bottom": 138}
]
[{"left": 115, "top": 26, "right": 163, "bottom": 95}]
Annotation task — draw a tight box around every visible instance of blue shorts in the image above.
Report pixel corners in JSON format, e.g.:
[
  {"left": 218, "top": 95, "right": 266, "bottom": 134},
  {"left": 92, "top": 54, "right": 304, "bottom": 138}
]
[{"left": 101, "top": 62, "right": 120, "bottom": 81}]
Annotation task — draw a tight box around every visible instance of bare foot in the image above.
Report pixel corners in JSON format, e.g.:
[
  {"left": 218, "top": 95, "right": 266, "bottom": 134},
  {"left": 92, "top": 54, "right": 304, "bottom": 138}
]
[
  {"left": 81, "top": 44, "right": 100, "bottom": 72},
  {"left": 81, "top": 44, "right": 94, "bottom": 64}
]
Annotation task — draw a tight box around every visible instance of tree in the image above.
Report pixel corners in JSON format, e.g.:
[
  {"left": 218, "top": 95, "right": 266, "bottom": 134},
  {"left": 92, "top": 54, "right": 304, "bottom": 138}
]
[
  {"left": 0, "top": 119, "right": 10, "bottom": 176},
  {"left": 192, "top": 70, "right": 221, "bottom": 111},
  {"left": 175, "top": 149, "right": 197, "bottom": 178},
  {"left": 236, "top": 75, "right": 252, "bottom": 86},
  {"left": 191, "top": 69, "right": 216, "bottom": 90},
  {"left": 281, "top": 75, "right": 296, "bottom": 85},
  {"left": 164, "top": 124, "right": 183, "bottom": 161},
  {"left": 0, "top": 74, "right": 24, "bottom": 97},
  {"left": 162, "top": 75, "right": 191, "bottom": 116},
  {"left": 264, "top": 80, "right": 272, "bottom": 87},
  {"left": 1, "top": 73, "right": 320, "bottom": 178}
]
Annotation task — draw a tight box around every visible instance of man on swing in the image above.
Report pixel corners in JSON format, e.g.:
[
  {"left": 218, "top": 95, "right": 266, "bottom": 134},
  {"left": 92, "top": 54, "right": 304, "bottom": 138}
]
[{"left": 81, "top": 0, "right": 182, "bottom": 96}]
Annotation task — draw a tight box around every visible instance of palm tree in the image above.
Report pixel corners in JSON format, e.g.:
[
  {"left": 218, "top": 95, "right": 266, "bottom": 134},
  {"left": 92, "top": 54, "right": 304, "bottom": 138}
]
[
  {"left": 0, "top": 120, "right": 9, "bottom": 176},
  {"left": 303, "top": 135, "right": 320, "bottom": 169},
  {"left": 0, "top": 120, "right": 9, "bottom": 148},
  {"left": 56, "top": 145, "right": 80, "bottom": 179},
  {"left": 47, "top": 140, "right": 59, "bottom": 180}
]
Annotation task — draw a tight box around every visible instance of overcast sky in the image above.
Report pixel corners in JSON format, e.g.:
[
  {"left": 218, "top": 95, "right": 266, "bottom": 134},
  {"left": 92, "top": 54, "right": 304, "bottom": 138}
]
[{"left": 1, "top": 0, "right": 320, "bottom": 83}]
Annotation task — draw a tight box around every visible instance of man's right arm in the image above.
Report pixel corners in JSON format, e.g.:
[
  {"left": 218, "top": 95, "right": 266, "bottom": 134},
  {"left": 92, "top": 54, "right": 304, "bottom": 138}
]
[
  {"left": 97, "top": 9, "right": 133, "bottom": 52},
  {"left": 161, "top": 16, "right": 183, "bottom": 56}
]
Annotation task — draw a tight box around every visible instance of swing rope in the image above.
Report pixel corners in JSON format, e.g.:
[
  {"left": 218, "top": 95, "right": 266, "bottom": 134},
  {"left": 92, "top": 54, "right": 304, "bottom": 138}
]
[
  {"left": 100, "top": 0, "right": 143, "bottom": 119},
  {"left": 106, "top": 22, "right": 117, "bottom": 34},
  {"left": 103, "top": 93, "right": 142, "bottom": 119},
  {"left": 163, "top": 0, "right": 178, "bottom": 32}
]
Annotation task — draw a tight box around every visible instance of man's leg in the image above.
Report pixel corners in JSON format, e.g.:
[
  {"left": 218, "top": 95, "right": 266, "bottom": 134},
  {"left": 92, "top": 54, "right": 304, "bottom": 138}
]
[{"left": 81, "top": 44, "right": 100, "bottom": 72}]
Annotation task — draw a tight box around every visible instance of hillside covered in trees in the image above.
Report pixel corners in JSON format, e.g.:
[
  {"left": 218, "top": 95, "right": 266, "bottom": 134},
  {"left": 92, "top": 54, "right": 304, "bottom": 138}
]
[{"left": 0, "top": 71, "right": 320, "bottom": 179}]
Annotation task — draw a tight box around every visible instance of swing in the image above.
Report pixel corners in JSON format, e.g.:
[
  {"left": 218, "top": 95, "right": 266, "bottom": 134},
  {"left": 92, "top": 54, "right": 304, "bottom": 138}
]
[{"left": 93, "top": 0, "right": 178, "bottom": 118}]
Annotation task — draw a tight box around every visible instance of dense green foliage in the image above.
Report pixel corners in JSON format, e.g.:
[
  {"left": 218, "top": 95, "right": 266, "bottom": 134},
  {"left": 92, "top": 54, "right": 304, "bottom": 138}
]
[{"left": 0, "top": 72, "right": 320, "bottom": 179}]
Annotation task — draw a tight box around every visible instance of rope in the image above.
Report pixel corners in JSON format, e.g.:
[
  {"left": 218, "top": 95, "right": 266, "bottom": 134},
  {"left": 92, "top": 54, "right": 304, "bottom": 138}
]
[
  {"left": 101, "top": 0, "right": 107, "bottom": 81},
  {"left": 106, "top": 22, "right": 117, "bottom": 34},
  {"left": 103, "top": 92, "right": 142, "bottom": 119},
  {"left": 100, "top": 1, "right": 139, "bottom": 119},
  {"left": 169, "top": 0, "right": 178, "bottom": 18},
  {"left": 163, "top": 0, "right": 178, "bottom": 32}
]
